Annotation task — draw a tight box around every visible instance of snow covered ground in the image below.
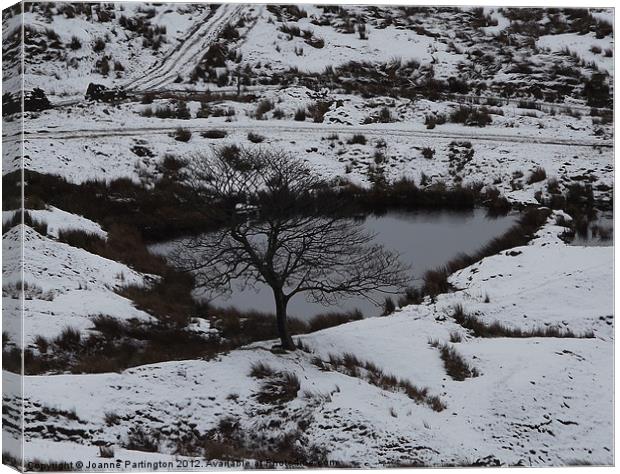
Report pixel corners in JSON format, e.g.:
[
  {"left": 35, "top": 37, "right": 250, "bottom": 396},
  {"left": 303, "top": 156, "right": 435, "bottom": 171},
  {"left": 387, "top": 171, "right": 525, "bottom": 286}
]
[
  {"left": 2, "top": 215, "right": 613, "bottom": 467},
  {"left": 2, "top": 225, "right": 154, "bottom": 347}
]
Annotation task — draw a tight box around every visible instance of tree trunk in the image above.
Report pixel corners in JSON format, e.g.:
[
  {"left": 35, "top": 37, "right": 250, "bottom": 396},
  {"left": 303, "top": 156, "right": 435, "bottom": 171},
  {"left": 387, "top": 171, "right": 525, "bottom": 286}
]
[{"left": 274, "top": 290, "right": 295, "bottom": 350}]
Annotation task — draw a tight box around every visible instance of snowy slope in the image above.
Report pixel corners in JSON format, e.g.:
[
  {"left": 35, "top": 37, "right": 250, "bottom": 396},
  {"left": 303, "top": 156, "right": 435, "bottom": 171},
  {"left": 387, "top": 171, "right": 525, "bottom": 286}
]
[
  {"left": 17, "top": 2, "right": 214, "bottom": 98},
  {"left": 2, "top": 225, "right": 153, "bottom": 346},
  {"left": 3, "top": 207, "right": 108, "bottom": 239},
  {"left": 5, "top": 216, "right": 613, "bottom": 467}
]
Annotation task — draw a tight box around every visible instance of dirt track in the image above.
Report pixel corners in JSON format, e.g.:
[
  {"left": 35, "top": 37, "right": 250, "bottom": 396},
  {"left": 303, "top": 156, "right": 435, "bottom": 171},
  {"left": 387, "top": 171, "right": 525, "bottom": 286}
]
[{"left": 11, "top": 121, "right": 611, "bottom": 149}]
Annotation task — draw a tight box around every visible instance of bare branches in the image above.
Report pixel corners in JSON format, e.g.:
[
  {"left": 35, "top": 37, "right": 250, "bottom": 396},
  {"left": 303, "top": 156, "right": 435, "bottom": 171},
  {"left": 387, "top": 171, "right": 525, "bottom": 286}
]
[
  {"left": 169, "top": 147, "right": 410, "bottom": 348},
  {"left": 180, "top": 146, "right": 323, "bottom": 217}
]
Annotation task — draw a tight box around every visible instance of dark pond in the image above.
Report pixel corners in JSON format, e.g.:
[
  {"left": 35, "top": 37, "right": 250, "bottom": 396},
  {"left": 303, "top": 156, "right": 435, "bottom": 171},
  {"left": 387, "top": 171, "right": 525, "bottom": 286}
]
[{"left": 152, "top": 208, "right": 517, "bottom": 320}]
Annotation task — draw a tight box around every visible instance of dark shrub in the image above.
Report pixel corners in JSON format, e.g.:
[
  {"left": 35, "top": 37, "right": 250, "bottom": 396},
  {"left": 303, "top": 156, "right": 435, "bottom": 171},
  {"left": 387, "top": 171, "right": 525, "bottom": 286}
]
[
  {"left": 96, "top": 57, "right": 110, "bottom": 76},
  {"left": 254, "top": 99, "right": 274, "bottom": 119},
  {"left": 294, "top": 108, "right": 306, "bottom": 121},
  {"left": 141, "top": 92, "right": 154, "bottom": 104},
  {"left": 305, "top": 36, "right": 325, "bottom": 48},
  {"left": 347, "top": 134, "right": 367, "bottom": 145},
  {"left": 382, "top": 297, "right": 396, "bottom": 316},
  {"left": 219, "top": 23, "right": 239, "bottom": 41},
  {"left": 305, "top": 310, "right": 363, "bottom": 332},
  {"left": 69, "top": 35, "right": 81, "bottom": 50},
  {"left": 99, "top": 446, "right": 115, "bottom": 458},
  {"left": 424, "top": 113, "right": 446, "bottom": 129},
  {"left": 517, "top": 100, "right": 540, "bottom": 110},
  {"left": 201, "top": 130, "right": 227, "bottom": 139},
  {"left": 249, "top": 361, "right": 276, "bottom": 379},
  {"left": 449, "top": 105, "right": 492, "bottom": 127},
  {"left": 429, "top": 340, "right": 479, "bottom": 380},
  {"left": 53, "top": 327, "right": 81, "bottom": 351},
  {"left": 24, "top": 88, "right": 52, "bottom": 112},
  {"left": 34, "top": 335, "right": 49, "bottom": 354},
  {"left": 247, "top": 132, "right": 265, "bottom": 143},
  {"left": 527, "top": 167, "right": 546, "bottom": 184},
  {"left": 104, "top": 411, "right": 120, "bottom": 426},
  {"left": 255, "top": 371, "right": 300, "bottom": 404},
  {"left": 117, "top": 272, "right": 195, "bottom": 326},
  {"left": 92, "top": 37, "right": 106, "bottom": 52},
  {"left": 583, "top": 73, "right": 611, "bottom": 108},
  {"left": 451, "top": 305, "right": 593, "bottom": 338},
  {"left": 124, "top": 426, "right": 159, "bottom": 453},
  {"left": 58, "top": 224, "right": 167, "bottom": 276},
  {"left": 547, "top": 177, "right": 561, "bottom": 194},
  {"left": 421, "top": 147, "right": 435, "bottom": 159},
  {"left": 174, "top": 128, "right": 192, "bottom": 142},
  {"left": 307, "top": 100, "right": 332, "bottom": 123},
  {"left": 176, "top": 101, "right": 191, "bottom": 119},
  {"left": 3, "top": 210, "right": 47, "bottom": 235}
]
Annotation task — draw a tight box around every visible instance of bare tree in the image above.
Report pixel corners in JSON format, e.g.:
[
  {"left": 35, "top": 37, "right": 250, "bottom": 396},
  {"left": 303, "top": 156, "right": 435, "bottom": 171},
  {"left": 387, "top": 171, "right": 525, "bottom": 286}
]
[{"left": 171, "top": 147, "right": 409, "bottom": 350}]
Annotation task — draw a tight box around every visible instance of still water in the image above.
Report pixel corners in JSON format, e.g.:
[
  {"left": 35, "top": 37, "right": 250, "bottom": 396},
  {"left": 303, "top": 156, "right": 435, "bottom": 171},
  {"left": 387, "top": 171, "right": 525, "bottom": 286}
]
[{"left": 153, "top": 209, "right": 517, "bottom": 320}]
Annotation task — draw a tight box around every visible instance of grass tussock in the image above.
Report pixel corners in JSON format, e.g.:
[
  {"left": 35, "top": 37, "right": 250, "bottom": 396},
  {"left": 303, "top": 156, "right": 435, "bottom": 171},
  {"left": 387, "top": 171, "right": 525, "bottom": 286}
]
[
  {"left": 306, "top": 309, "right": 363, "bottom": 332},
  {"left": 249, "top": 361, "right": 276, "bottom": 379},
  {"left": 315, "top": 352, "right": 446, "bottom": 412},
  {"left": 200, "top": 129, "right": 227, "bottom": 139},
  {"left": 527, "top": 167, "right": 547, "bottom": 184},
  {"left": 247, "top": 132, "right": 265, "bottom": 143},
  {"left": 3, "top": 282, "right": 54, "bottom": 301},
  {"left": 202, "top": 413, "right": 328, "bottom": 466},
  {"left": 123, "top": 426, "right": 160, "bottom": 453},
  {"left": 250, "top": 366, "right": 301, "bottom": 405},
  {"left": 347, "top": 133, "right": 367, "bottom": 145},
  {"left": 429, "top": 340, "right": 480, "bottom": 380},
  {"left": 3, "top": 210, "right": 48, "bottom": 235},
  {"left": 99, "top": 446, "right": 115, "bottom": 458},
  {"left": 451, "top": 305, "right": 594, "bottom": 338},
  {"left": 449, "top": 105, "right": 492, "bottom": 127},
  {"left": 174, "top": 127, "right": 192, "bottom": 142}
]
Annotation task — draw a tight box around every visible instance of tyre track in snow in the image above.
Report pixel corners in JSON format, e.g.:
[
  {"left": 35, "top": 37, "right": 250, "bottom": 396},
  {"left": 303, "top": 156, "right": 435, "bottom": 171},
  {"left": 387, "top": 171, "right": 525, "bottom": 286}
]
[
  {"left": 127, "top": 3, "right": 244, "bottom": 91},
  {"left": 13, "top": 122, "right": 612, "bottom": 148}
]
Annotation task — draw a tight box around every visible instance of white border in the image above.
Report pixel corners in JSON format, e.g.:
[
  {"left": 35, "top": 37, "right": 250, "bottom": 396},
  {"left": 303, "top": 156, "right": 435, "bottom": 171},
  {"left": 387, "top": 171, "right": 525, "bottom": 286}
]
[{"left": 0, "top": 1, "right": 616, "bottom": 473}]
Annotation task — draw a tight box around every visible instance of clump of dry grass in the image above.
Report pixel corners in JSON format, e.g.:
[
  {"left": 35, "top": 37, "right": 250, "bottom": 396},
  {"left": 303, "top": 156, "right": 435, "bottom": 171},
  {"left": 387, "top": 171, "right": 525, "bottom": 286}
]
[
  {"left": 315, "top": 352, "right": 446, "bottom": 412},
  {"left": 249, "top": 361, "right": 276, "bottom": 379},
  {"left": 527, "top": 167, "right": 547, "bottom": 184},
  {"left": 452, "top": 305, "right": 594, "bottom": 338},
  {"left": 255, "top": 371, "right": 301, "bottom": 405},
  {"left": 99, "top": 446, "right": 115, "bottom": 458},
  {"left": 123, "top": 426, "right": 160, "bottom": 453},
  {"left": 306, "top": 309, "right": 363, "bottom": 332},
  {"left": 429, "top": 340, "right": 480, "bottom": 381},
  {"left": 249, "top": 361, "right": 300, "bottom": 404}
]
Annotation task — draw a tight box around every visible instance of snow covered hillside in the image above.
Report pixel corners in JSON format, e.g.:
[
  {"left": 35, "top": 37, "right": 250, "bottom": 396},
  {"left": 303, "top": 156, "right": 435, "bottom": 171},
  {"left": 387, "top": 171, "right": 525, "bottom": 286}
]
[
  {"left": 2, "top": 215, "right": 613, "bottom": 467},
  {"left": 2, "top": 3, "right": 612, "bottom": 203},
  {"left": 2, "top": 2, "right": 614, "bottom": 469}
]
